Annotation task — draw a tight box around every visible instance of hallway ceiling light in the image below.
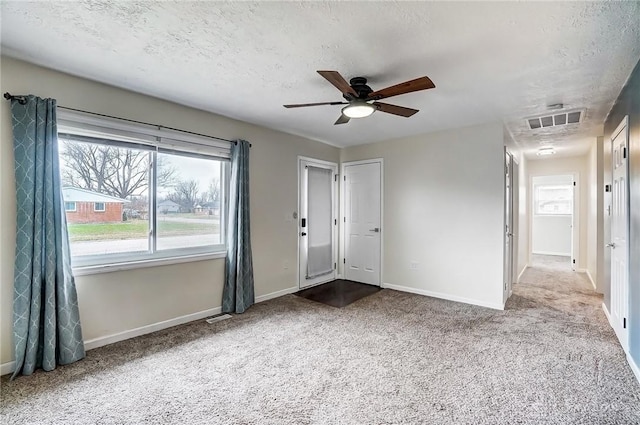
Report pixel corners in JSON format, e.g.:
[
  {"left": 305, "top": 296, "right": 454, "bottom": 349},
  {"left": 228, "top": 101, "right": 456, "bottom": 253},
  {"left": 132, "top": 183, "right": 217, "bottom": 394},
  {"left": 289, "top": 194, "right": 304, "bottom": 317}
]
[{"left": 536, "top": 147, "right": 556, "bottom": 156}]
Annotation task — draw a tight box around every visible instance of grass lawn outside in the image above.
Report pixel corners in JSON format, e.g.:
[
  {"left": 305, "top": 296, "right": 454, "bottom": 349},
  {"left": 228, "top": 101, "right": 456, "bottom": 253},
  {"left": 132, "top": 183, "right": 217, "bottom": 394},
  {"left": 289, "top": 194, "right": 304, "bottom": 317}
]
[{"left": 68, "top": 219, "right": 219, "bottom": 242}]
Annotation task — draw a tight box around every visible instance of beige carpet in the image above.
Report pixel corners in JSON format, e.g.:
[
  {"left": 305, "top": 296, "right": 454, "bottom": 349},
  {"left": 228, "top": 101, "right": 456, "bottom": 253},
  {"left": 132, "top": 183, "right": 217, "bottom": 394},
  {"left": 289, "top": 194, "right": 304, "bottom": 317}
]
[{"left": 2, "top": 263, "right": 639, "bottom": 424}]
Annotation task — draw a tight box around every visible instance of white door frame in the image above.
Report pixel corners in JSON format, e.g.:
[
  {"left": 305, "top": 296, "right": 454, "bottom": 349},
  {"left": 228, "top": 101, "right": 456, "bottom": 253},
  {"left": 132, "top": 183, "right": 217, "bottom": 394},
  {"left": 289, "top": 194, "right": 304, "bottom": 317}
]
[
  {"left": 511, "top": 157, "right": 520, "bottom": 289},
  {"left": 340, "top": 158, "right": 384, "bottom": 286},
  {"left": 504, "top": 150, "right": 514, "bottom": 302},
  {"left": 297, "top": 156, "right": 339, "bottom": 289},
  {"left": 528, "top": 172, "right": 579, "bottom": 270}
]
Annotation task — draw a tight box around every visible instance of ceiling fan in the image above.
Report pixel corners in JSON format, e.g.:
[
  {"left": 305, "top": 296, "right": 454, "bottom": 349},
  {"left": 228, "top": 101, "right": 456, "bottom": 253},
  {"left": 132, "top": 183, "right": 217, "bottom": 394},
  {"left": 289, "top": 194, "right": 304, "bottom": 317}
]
[{"left": 284, "top": 70, "right": 435, "bottom": 125}]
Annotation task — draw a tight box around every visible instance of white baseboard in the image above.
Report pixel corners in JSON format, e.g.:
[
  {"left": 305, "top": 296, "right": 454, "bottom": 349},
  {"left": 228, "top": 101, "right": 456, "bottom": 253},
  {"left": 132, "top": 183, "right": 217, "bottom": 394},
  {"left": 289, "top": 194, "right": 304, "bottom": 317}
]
[
  {"left": 1, "top": 361, "right": 16, "bottom": 376},
  {"left": 84, "top": 306, "right": 223, "bottom": 351},
  {"left": 2, "top": 306, "right": 221, "bottom": 378},
  {"left": 585, "top": 270, "right": 596, "bottom": 290},
  {"left": 517, "top": 264, "right": 528, "bottom": 283},
  {"left": 602, "top": 302, "right": 612, "bottom": 325},
  {"left": 382, "top": 283, "right": 504, "bottom": 311},
  {"left": 1, "top": 285, "right": 299, "bottom": 376},
  {"left": 627, "top": 353, "right": 640, "bottom": 385},
  {"left": 532, "top": 251, "right": 571, "bottom": 257},
  {"left": 603, "top": 303, "right": 640, "bottom": 385},
  {"left": 255, "top": 286, "right": 298, "bottom": 303}
]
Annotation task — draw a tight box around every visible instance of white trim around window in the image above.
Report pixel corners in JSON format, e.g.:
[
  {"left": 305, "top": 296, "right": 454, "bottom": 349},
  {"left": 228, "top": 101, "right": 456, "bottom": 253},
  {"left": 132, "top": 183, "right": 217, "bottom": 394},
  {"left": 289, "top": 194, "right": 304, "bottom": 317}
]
[{"left": 58, "top": 109, "right": 231, "bottom": 269}]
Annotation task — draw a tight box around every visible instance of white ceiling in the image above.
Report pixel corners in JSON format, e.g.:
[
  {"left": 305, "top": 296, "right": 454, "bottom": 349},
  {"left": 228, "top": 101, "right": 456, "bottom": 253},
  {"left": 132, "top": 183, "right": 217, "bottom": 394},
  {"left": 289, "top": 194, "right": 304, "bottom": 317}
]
[{"left": 2, "top": 1, "right": 639, "bottom": 157}]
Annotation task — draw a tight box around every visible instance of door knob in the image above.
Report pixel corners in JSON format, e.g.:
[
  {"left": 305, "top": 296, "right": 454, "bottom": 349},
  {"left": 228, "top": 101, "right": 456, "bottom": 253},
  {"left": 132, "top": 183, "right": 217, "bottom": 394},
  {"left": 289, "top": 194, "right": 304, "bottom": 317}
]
[
  {"left": 606, "top": 242, "right": 616, "bottom": 248},
  {"left": 369, "top": 228, "right": 380, "bottom": 233}
]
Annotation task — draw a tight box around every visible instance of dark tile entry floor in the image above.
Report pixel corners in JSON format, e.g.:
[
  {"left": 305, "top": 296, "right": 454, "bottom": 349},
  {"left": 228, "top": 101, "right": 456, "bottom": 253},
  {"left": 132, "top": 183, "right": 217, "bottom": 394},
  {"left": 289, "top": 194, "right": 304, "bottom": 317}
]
[{"left": 295, "top": 279, "right": 381, "bottom": 308}]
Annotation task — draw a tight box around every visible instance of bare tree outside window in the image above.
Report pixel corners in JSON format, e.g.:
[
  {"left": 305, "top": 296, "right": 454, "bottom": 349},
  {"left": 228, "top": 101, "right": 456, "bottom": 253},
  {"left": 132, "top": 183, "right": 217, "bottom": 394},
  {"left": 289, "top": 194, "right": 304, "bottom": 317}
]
[
  {"left": 59, "top": 137, "right": 224, "bottom": 259},
  {"left": 167, "top": 179, "right": 200, "bottom": 212},
  {"left": 59, "top": 139, "right": 176, "bottom": 199}
]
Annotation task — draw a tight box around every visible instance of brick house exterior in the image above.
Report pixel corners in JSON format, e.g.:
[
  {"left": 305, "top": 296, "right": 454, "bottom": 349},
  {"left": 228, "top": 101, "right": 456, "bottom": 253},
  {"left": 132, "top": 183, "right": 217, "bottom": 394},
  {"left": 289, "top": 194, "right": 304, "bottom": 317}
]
[{"left": 63, "top": 187, "right": 129, "bottom": 224}]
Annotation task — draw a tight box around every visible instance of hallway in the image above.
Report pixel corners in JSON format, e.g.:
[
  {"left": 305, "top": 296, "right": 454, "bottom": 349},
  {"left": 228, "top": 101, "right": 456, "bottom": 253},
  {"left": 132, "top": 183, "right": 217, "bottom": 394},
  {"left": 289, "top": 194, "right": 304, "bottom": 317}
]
[{"left": 505, "top": 261, "right": 640, "bottom": 420}]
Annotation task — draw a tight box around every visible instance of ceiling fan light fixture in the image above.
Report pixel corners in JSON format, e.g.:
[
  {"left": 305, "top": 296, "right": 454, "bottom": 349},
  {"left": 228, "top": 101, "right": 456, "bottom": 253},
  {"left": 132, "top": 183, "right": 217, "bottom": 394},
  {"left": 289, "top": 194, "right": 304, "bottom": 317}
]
[{"left": 342, "top": 102, "right": 376, "bottom": 118}]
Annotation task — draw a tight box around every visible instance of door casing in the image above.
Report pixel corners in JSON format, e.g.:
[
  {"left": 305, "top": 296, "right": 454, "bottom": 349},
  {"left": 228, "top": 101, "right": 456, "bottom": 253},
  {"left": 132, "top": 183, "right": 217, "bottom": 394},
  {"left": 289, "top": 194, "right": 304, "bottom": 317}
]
[
  {"left": 609, "top": 115, "right": 630, "bottom": 350},
  {"left": 528, "top": 173, "right": 579, "bottom": 270},
  {"left": 297, "top": 156, "right": 338, "bottom": 289},
  {"left": 504, "top": 150, "right": 514, "bottom": 303}
]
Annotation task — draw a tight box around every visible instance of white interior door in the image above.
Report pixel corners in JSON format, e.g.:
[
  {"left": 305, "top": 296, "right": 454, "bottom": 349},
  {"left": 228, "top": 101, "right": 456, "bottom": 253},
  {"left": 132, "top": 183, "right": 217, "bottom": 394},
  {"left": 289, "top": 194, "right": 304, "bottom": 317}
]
[
  {"left": 343, "top": 160, "right": 382, "bottom": 286},
  {"left": 299, "top": 158, "right": 337, "bottom": 289},
  {"left": 504, "top": 151, "right": 514, "bottom": 301},
  {"left": 511, "top": 159, "right": 520, "bottom": 285},
  {"left": 610, "top": 116, "right": 629, "bottom": 350}
]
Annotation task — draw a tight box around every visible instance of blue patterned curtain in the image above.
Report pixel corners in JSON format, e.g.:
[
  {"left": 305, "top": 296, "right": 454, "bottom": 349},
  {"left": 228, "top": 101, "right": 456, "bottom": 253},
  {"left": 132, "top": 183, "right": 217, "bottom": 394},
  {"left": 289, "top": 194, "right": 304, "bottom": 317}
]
[
  {"left": 10, "top": 95, "right": 85, "bottom": 378},
  {"left": 222, "top": 140, "right": 255, "bottom": 313}
]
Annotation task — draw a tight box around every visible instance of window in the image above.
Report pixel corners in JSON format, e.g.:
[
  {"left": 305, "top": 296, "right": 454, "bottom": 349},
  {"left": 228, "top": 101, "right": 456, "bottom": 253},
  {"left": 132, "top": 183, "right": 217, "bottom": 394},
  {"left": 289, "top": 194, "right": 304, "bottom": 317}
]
[
  {"left": 57, "top": 110, "right": 230, "bottom": 268},
  {"left": 534, "top": 184, "right": 572, "bottom": 215}
]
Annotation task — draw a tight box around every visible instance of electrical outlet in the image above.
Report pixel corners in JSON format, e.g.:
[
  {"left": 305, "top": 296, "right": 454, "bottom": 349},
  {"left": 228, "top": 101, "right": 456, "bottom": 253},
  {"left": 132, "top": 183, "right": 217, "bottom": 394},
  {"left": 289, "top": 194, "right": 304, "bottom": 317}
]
[{"left": 410, "top": 261, "right": 419, "bottom": 270}]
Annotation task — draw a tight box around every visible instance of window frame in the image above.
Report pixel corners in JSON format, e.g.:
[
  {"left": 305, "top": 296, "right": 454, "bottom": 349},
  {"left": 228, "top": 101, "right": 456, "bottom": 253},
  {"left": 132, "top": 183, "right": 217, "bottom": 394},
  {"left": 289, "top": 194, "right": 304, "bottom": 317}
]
[
  {"left": 533, "top": 184, "right": 573, "bottom": 216},
  {"left": 93, "top": 202, "right": 106, "bottom": 212},
  {"left": 57, "top": 111, "right": 231, "bottom": 271},
  {"left": 65, "top": 201, "right": 76, "bottom": 212}
]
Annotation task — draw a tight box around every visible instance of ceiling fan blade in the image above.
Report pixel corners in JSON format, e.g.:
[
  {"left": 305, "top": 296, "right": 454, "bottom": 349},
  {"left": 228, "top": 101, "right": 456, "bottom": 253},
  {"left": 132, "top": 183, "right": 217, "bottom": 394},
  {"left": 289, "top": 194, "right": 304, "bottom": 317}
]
[
  {"left": 284, "top": 101, "right": 347, "bottom": 108},
  {"left": 366, "top": 76, "right": 435, "bottom": 101},
  {"left": 373, "top": 102, "right": 419, "bottom": 117},
  {"left": 334, "top": 114, "right": 350, "bottom": 125},
  {"left": 317, "top": 71, "right": 358, "bottom": 98}
]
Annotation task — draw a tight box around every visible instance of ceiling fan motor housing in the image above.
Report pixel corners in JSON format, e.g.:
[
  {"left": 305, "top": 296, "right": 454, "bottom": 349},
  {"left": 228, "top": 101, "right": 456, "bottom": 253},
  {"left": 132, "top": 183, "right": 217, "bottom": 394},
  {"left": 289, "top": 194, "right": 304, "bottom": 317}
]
[{"left": 347, "top": 77, "right": 373, "bottom": 100}]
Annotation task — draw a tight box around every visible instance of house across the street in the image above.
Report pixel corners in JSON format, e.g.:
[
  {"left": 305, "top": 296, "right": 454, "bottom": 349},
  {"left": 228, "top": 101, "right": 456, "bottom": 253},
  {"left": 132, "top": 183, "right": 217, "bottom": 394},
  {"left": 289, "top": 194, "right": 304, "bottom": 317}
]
[
  {"left": 157, "top": 199, "right": 181, "bottom": 214},
  {"left": 62, "top": 187, "right": 129, "bottom": 224}
]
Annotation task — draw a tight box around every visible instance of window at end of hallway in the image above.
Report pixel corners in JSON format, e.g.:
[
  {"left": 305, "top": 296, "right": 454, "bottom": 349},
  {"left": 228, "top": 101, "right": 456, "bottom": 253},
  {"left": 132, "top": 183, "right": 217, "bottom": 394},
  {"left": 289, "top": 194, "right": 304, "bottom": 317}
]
[{"left": 534, "top": 185, "right": 572, "bottom": 215}]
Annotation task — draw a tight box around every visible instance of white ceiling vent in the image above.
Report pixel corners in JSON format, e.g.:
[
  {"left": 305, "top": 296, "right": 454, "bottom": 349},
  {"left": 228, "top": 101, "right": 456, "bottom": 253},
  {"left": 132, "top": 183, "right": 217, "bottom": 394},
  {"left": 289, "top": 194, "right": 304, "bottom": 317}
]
[{"left": 526, "top": 109, "right": 584, "bottom": 130}]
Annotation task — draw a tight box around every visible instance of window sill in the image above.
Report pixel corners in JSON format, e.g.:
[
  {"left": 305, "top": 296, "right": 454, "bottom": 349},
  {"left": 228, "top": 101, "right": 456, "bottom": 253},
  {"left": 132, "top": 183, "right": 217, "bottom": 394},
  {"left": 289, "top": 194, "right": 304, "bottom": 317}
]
[{"left": 72, "top": 251, "right": 226, "bottom": 276}]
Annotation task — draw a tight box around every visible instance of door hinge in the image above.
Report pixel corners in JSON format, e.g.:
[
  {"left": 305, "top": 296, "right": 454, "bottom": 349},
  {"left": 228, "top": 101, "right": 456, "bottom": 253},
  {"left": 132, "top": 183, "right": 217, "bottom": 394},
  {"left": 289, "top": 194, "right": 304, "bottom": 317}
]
[
  {"left": 344, "top": 175, "right": 346, "bottom": 181},
  {"left": 334, "top": 174, "right": 338, "bottom": 182},
  {"left": 344, "top": 217, "right": 346, "bottom": 223},
  {"left": 605, "top": 184, "right": 611, "bottom": 192},
  {"left": 623, "top": 147, "right": 627, "bottom": 159},
  {"left": 334, "top": 263, "right": 336, "bottom": 270},
  {"left": 573, "top": 181, "right": 576, "bottom": 186},
  {"left": 343, "top": 258, "right": 346, "bottom": 264},
  {"left": 624, "top": 318, "right": 627, "bottom": 329},
  {"left": 334, "top": 219, "right": 337, "bottom": 225},
  {"left": 572, "top": 259, "right": 576, "bottom": 264}
]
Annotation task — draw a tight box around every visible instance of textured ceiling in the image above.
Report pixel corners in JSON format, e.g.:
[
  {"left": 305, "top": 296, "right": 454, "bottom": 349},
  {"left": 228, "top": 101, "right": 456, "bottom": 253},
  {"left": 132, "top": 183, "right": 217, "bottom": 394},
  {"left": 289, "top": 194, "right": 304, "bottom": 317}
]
[{"left": 2, "top": 1, "right": 639, "bottom": 157}]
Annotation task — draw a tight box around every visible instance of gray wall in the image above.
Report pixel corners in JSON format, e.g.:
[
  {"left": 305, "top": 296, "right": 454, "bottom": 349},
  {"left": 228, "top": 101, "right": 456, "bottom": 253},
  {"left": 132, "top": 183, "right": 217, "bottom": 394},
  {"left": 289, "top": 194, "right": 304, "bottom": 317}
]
[
  {"left": 603, "top": 58, "right": 640, "bottom": 366},
  {"left": 0, "top": 57, "right": 340, "bottom": 365},
  {"left": 340, "top": 122, "right": 506, "bottom": 310}
]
